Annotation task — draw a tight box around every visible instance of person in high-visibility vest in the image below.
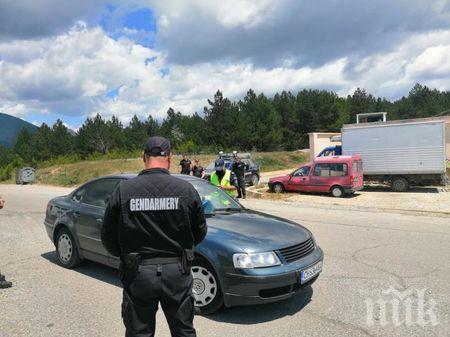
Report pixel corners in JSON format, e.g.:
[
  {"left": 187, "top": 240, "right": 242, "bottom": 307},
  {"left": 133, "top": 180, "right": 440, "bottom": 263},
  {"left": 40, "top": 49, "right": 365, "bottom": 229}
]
[{"left": 210, "top": 159, "right": 238, "bottom": 197}]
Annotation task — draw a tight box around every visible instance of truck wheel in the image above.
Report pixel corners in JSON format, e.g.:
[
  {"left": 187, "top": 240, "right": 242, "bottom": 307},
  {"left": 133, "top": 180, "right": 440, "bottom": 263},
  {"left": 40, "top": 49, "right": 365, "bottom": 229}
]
[
  {"left": 331, "top": 186, "right": 344, "bottom": 198},
  {"left": 391, "top": 177, "right": 409, "bottom": 192},
  {"left": 272, "top": 183, "right": 284, "bottom": 193}
]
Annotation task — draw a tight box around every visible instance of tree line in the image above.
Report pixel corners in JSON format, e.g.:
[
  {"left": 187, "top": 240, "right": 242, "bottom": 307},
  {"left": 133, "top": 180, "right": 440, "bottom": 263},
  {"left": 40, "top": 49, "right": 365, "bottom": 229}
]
[{"left": 0, "top": 83, "right": 449, "bottom": 180}]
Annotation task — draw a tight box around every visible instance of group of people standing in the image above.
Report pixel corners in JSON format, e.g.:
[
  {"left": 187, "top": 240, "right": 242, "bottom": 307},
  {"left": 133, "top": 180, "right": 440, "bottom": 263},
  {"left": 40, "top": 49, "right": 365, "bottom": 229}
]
[
  {"left": 179, "top": 155, "right": 205, "bottom": 178},
  {"left": 179, "top": 154, "right": 248, "bottom": 199},
  {"left": 211, "top": 157, "right": 248, "bottom": 199}
]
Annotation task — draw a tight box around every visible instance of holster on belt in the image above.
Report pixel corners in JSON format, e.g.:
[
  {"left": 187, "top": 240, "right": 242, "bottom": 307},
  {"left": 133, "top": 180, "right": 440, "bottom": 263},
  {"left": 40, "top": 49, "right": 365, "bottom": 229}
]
[
  {"left": 120, "top": 253, "right": 141, "bottom": 285},
  {"left": 181, "top": 249, "right": 194, "bottom": 274}
]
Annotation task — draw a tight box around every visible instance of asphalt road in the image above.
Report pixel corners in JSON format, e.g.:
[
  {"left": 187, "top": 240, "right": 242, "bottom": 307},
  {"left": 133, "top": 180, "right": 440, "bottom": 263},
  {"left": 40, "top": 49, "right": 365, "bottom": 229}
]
[{"left": 1, "top": 184, "right": 449, "bottom": 337}]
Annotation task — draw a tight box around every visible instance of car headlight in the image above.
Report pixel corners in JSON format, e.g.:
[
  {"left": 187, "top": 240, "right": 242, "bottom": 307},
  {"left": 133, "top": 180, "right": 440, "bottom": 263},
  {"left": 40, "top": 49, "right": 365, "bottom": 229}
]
[{"left": 233, "top": 252, "right": 281, "bottom": 269}]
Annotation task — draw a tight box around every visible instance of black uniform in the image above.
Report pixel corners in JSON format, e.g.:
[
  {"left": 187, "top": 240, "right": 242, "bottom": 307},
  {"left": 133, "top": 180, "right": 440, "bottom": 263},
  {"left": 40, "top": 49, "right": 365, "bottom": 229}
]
[
  {"left": 232, "top": 160, "right": 249, "bottom": 198},
  {"left": 191, "top": 165, "right": 204, "bottom": 178},
  {"left": 179, "top": 159, "right": 191, "bottom": 175},
  {"left": 101, "top": 168, "right": 207, "bottom": 337}
]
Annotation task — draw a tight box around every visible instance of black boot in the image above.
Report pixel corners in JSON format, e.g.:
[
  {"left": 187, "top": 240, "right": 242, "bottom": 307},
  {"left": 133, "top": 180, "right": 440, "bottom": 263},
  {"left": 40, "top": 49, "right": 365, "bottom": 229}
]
[{"left": 0, "top": 274, "right": 12, "bottom": 289}]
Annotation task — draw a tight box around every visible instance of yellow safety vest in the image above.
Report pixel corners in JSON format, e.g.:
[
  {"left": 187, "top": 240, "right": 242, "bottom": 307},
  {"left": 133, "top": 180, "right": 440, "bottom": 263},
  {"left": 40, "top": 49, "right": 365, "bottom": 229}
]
[{"left": 210, "top": 169, "right": 236, "bottom": 197}]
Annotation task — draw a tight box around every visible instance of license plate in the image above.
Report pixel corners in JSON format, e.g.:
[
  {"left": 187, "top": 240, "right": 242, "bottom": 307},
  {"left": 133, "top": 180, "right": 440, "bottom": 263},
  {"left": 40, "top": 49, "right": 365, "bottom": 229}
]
[{"left": 300, "top": 261, "right": 322, "bottom": 284}]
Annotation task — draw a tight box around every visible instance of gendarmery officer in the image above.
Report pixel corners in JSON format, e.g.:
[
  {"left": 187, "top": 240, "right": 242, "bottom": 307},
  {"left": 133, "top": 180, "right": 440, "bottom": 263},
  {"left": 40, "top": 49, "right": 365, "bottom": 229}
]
[
  {"left": 101, "top": 136, "right": 207, "bottom": 337},
  {"left": 231, "top": 157, "right": 249, "bottom": 199}
]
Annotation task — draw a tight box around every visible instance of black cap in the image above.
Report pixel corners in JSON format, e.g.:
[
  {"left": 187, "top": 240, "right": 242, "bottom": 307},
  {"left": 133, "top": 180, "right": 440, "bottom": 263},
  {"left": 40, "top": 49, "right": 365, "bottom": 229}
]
[
  {"left": 214, "top": 158, "right": 225, "bottom": 170},
  {"left": 144, "top": 136, "right": 171, "bottom": 156}
]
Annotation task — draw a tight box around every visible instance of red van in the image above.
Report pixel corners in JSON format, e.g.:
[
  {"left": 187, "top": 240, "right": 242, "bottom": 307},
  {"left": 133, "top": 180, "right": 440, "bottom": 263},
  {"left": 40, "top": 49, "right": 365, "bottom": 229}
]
[{"left": 268, "top": 155, "right": 364, "bottom": 197}]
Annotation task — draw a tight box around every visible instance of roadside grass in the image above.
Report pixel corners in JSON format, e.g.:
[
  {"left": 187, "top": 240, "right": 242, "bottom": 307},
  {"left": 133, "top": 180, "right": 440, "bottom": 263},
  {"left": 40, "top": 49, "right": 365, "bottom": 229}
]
[
  {"left": 24, "top": 151, "right": 309, "bottom": 187},
  {"left": 254, "top": 152, "right": 308, "bottom": 172}
]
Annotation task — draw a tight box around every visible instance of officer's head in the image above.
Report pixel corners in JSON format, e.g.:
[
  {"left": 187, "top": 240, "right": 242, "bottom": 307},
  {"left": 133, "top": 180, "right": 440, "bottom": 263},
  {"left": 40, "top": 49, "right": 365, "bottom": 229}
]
[
  {"left": 214, "top": 159, "right": 225, "bottom": 173},
  {"left": 143, "top": 136, "right": 172, "bottom": 169}
]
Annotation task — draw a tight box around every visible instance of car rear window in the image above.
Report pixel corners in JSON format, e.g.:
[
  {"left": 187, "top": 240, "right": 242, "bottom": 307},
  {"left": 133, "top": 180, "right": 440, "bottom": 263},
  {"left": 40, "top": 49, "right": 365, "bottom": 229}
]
[{"left": 313, "top": 163, "right": 348, "bottom": 177}]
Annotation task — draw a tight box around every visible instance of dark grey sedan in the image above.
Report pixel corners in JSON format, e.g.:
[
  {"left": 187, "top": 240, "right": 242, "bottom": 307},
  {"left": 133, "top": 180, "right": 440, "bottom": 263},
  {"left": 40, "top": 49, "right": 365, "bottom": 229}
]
[{"left": 44, "top": 174, "right": 323, "bottom": 314}]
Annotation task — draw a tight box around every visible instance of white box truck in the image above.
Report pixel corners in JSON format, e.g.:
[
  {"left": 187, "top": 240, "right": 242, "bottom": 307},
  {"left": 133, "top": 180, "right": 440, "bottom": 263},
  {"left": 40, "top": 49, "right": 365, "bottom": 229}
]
[
  {"left": 319, "top": 118, "right": 447, "bottom": 192},
  {"left": 341, "top": 119, "right": 447, "bottom": 191}
]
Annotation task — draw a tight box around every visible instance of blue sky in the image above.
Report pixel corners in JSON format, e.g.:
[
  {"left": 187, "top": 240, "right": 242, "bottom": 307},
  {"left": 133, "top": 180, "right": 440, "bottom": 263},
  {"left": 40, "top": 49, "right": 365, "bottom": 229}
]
[
  {"left": 100, "top": 6, "right": 157, "bottom": 48},
  {"left": 0, "top": 0, "right": 449, "bottom": 130}
]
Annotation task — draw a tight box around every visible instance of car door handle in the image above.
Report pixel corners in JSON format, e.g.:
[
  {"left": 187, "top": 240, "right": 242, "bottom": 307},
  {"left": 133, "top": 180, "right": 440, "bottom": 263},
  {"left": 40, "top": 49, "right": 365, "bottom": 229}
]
[
  {"left": 73, "top": 211, "right": 80, "bottom": 218},
  {"left": 96, "top": 218, "right": 103, "bottom": 223},
  {"left": 302, "top": 178, "right": 306, "bottom": 181}
]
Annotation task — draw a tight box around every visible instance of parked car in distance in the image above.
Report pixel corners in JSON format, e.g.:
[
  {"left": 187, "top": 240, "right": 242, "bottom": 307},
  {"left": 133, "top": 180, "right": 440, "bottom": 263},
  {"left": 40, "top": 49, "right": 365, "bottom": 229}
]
[
  {"left": 44, "top": 174, "right": 323, "bottom": 314},
  {"left": 204, "top": 154, "right": 260, "bottom": 186},
  {"left": 269, "top": 155, "right": 363, "bottom": 197}
]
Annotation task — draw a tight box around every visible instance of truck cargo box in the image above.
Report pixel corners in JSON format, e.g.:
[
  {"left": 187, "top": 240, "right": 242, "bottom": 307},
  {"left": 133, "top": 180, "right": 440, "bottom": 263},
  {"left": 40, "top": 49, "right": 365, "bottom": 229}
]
[{"left": 342, "top": 120, "right": 446, "bottom": 175}]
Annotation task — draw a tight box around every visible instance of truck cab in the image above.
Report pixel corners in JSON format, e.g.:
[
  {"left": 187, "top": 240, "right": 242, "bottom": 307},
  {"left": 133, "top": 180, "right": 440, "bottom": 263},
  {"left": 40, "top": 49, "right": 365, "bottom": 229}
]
[
  {"left": 317, "top": 145, "right": 342, "bottom": 157},
  {"left": 269, "top": 155, "right": 363, "bottom": 197}
]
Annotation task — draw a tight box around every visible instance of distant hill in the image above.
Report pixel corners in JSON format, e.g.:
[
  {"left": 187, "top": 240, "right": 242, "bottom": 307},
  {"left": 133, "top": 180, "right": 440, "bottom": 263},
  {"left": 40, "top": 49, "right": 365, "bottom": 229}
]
[{"left": 0, "top": 113, "right": 38, "bottom": 148}]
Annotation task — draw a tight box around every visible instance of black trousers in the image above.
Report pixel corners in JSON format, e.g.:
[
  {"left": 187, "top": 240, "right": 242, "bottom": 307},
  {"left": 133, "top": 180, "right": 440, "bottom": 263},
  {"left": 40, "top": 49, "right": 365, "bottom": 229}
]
[
  {"left": 122, "top": 263, "right": 196, "bottom": 337},
  {"left": 237, "top": 177, "right": 246, "bottom": 198}
]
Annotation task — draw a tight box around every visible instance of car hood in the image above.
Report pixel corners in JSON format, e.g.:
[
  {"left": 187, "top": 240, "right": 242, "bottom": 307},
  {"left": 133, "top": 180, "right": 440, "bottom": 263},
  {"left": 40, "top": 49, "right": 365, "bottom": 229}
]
[{"left": 205, "top": 209, "right": 311, "bottom": 253}]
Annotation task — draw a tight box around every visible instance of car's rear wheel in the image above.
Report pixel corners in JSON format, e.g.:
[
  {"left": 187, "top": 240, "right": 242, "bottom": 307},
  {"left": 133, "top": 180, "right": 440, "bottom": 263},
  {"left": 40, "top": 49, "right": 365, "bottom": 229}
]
[
  {"left": 191, "top": 258, "right": 223, "bottom": 315},
  {"left": 272, "top": 183, "right": 284, "bottom": 193},
  {"left": 55, "top": 227, "right": 82, "bottom": 269},
  {"left": 250, "top": 174, "right": 259, "bottom": 186},
  {"left": 331, "top": 186, "right": 344, "bottom": 198}
]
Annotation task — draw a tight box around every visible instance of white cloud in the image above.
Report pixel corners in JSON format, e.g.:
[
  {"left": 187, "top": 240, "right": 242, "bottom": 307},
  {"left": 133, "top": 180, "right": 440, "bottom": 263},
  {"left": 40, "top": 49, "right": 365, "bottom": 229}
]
[
  {"left": 1, "top": 103, "right": 28, "bottom": 117},
  {"left": 346, "top": 30, "right": 450, "bottom": 97},
  {"left": 0, "top": 21, "right": 449, "bottom": 125},
  {"left": 148, "top": 0, "right": 274, "bottom": 29},
  {"left": 406, "top": 44, "right": 450, "bottom": 80}
]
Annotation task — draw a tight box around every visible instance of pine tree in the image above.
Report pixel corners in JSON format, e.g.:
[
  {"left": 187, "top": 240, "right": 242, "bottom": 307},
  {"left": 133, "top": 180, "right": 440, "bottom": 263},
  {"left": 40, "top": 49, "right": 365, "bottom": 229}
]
[
  {"left": 51, "top": 119, "right": 74, "bottom": 156},
  {"left": 13, "top": 127, "right": 34, "bottom": 163}
]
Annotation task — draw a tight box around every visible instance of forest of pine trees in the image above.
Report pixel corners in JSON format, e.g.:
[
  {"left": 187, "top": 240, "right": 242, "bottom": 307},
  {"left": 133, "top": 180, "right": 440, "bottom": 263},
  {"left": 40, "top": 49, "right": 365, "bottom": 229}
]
[{"left": 0, "top": 83, "right": 449, "bottom": 180}]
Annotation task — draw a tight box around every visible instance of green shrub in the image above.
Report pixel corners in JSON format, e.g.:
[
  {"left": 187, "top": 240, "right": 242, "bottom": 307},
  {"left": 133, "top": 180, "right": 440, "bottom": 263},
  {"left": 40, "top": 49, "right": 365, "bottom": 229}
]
[{"left": 0, "top": 156, "right": 26, "bottom": 181}]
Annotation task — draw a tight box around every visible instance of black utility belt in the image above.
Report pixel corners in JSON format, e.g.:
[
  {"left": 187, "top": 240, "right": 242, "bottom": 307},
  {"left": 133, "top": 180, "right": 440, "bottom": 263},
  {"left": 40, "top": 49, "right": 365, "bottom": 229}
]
[{"left": 140, "top": 257, "right": 181, "bottom": 265}]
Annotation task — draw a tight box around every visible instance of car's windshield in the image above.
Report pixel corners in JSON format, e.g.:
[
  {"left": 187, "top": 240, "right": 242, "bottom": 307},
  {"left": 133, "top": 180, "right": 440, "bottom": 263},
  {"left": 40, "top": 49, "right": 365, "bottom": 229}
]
[
  {"left": 190, "top": 180, "right": 242, "bottom": 214},
  {"left": 293, "top": 166, "right": 310, "bottom": 176}
]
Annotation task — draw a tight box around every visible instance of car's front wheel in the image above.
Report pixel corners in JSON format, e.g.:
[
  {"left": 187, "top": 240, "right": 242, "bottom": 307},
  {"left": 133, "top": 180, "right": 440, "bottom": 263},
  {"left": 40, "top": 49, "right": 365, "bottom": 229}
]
[
  {"left": 55, "top": 227, "right": 82, "bottom": 269},
  {"left": 191, "top": 258, "right": 223, "bottom": 315},
  {"left": 250, "top": 174, "right": 259, "bottom": 186},
  {"left": 272, "top": 183, "right": 285, "bottom": 193}
]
